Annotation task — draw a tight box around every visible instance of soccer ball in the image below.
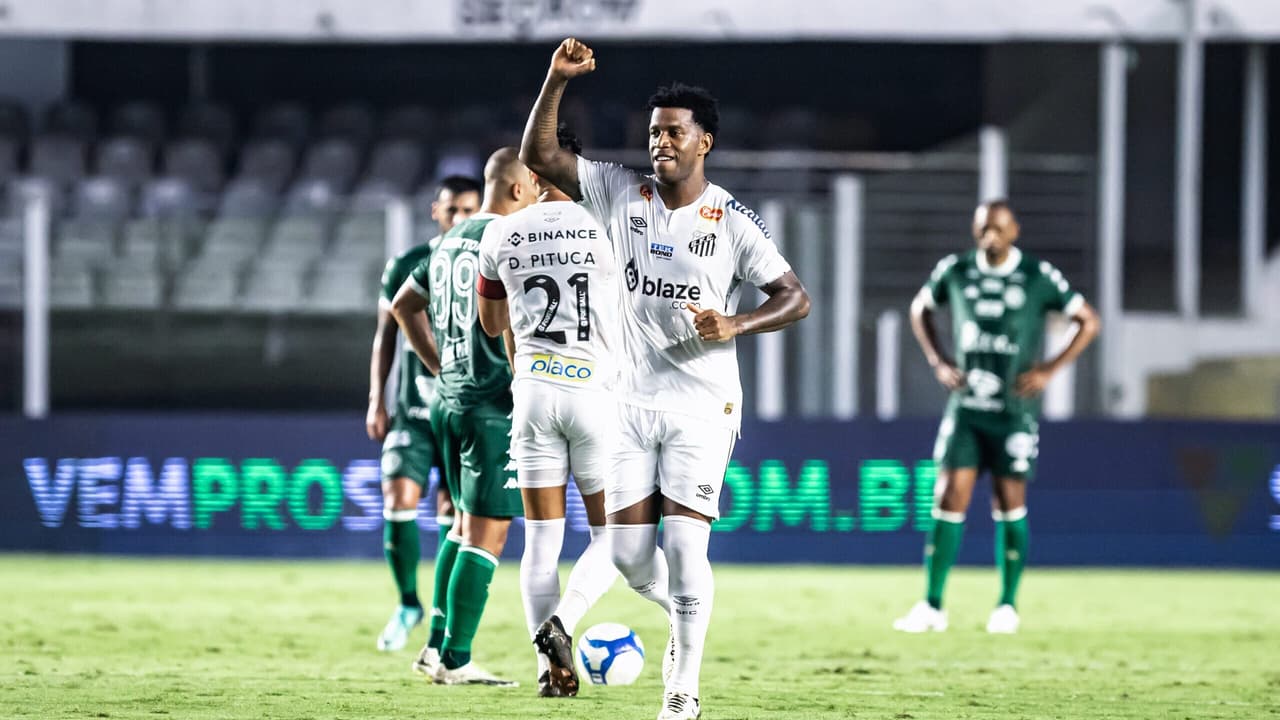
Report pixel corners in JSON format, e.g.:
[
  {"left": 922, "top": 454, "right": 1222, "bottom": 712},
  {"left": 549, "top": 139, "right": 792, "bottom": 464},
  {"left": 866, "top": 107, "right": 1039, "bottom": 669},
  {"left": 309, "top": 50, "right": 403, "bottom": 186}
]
[{"left": 576, "top": 622, "right": 646, "bottom": 685}]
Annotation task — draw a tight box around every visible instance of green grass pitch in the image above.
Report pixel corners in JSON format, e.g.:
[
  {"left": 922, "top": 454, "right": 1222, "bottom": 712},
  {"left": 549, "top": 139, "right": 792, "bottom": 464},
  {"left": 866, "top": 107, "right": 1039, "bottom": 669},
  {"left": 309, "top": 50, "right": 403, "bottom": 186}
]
[{"left": 2, "top": 555, "right": 1276, "bottom": 719}]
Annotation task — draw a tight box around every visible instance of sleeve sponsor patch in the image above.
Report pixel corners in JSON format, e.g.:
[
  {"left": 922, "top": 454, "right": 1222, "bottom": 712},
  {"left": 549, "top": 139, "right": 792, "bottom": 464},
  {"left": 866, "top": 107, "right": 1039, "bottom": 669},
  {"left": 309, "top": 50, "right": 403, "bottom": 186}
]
[{"left": 726, "top": 198, "right": 771, "bottom": 239}]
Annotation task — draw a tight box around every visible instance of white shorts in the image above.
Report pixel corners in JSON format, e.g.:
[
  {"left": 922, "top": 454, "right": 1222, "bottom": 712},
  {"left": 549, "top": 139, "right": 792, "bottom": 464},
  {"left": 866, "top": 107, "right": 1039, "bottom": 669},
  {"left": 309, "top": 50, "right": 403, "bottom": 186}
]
[
  {"left": 511, "top": 379, "right": 616, "bottom": 496},
  {"left": 606, "top": 403, "right": 737, "bottom": 520}
]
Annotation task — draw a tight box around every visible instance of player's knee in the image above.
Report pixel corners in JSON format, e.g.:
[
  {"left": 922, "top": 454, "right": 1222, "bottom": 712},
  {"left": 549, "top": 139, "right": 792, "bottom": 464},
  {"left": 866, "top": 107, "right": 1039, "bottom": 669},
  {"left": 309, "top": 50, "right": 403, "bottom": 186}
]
[{"left": 609, "top": 537, "right": 651, "bottom": 581}]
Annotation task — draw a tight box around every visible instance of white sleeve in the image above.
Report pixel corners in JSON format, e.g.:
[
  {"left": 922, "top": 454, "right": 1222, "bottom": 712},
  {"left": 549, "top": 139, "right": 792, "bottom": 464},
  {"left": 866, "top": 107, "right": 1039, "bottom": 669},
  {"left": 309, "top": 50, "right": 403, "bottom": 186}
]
[
  {"left": 478, "top": 217, "right": 503, "bottom": 282},
  {"left": 729, "top": 202, "right": 791, "bottom": 287},
  {"left": 576, "top": 155, "right": 640, "bottom": 226}
]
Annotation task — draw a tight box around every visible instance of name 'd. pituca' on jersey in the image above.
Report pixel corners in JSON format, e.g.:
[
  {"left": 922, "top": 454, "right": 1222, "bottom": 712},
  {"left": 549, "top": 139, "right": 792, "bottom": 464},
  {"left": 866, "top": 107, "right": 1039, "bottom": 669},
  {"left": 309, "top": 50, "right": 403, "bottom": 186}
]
[{"left": 506, "top": 250, "right": 598, "bottom": 270}]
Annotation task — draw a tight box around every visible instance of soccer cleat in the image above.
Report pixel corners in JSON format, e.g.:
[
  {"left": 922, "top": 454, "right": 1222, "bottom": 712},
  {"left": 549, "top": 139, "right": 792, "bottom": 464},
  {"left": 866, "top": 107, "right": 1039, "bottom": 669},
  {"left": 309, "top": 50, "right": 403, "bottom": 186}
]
[
  {"left": 986, "top": 603, "right": 1020, "bottom": 634},
  {"left": 892, "top": 600, "right": 948, "bottom": 633},
  {"left": 662, "top": 623, "right": 676, "bottom": 684},
  {"left": 656, "top": 691, "right": 701, "bottom": 720},
  {"left": 537, "top": 670, "right": 566, "bottom": 697},
  {"left": 411, "top": 644, "right": 442, "bottom": 679},
  {"left": 532, "top": 615, "right": 579, "bottom": 697},
  {"left": 377, "top": 605, "right": 424, "bottom": 652},
  {"left": 434, "top": 661, "right": 520, "bottom": 687}
]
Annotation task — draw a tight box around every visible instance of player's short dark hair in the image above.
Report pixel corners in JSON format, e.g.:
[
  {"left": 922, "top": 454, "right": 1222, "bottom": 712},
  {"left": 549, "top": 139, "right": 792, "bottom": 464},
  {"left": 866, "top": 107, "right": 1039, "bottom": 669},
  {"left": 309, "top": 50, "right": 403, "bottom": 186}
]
[
  {"left": 647, "top": 82, "right": 720, "bottom": 139},
  {"left": 556, "top": 123, "right": 583, "bottom": 155},
  {"left": 437, "top": 175, "right": 482, "bottom": 199},
  {"left": 981, "top": 198, "right": 1016, "bottom": 218}
]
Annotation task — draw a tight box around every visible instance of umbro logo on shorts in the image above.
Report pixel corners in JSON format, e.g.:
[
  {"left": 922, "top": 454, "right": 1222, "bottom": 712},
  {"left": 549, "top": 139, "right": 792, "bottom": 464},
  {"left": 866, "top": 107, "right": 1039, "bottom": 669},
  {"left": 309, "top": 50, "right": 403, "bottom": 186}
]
[{"left": 697, "top": 484, "right": 715, "bottom": 495}]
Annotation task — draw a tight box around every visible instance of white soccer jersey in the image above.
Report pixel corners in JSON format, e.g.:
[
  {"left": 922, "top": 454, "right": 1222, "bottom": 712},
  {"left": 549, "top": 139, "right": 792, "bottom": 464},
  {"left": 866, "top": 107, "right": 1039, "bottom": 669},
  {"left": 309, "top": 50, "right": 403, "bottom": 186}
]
[
  {"left": 576, "top": 156, "right": 792, "bottom": 431},
  {"left": 477, "top": 200, "right": 618, "bottom": 391}
]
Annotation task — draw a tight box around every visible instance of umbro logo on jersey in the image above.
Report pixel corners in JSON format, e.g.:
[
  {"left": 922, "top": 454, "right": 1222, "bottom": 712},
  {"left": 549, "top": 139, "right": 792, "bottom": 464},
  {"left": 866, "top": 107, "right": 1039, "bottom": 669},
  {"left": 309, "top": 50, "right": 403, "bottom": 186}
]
[
  {"left": 688, "top": 231, "right": 717, "bottom": 257},
  {"left": 630, "top": 216, "right": 647, "bottom": 234},
  {"left": 507, "top": 232, "right": 523, "bottom": 247}
]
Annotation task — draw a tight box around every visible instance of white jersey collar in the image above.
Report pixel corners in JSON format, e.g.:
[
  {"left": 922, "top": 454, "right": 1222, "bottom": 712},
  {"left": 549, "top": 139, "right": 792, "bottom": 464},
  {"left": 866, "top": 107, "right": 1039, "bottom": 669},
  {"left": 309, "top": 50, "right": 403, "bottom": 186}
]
[{"left": 975, "top": 246, "right": 1022, "bottom": 276}]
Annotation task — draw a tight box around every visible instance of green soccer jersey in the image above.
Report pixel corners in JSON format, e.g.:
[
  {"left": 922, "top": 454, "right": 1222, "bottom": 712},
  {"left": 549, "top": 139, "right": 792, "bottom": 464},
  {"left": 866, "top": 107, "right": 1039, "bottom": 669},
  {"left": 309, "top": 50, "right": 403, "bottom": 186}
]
[
  {"left": 381, "top": 239, "right": 440, "bottom": 420},
  {"left": 919, "top": 247, "right": 1084, "bottom": 416},
  {"left": 407, "top": 213, "right": 513, "bottom": 411}
]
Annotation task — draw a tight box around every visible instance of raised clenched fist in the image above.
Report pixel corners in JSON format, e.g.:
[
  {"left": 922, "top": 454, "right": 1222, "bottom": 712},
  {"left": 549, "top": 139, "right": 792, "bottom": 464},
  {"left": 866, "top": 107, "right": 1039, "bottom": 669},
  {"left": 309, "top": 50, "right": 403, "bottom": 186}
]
[{"left": 549, "top": 37, "right": 597, "bottom": 81}]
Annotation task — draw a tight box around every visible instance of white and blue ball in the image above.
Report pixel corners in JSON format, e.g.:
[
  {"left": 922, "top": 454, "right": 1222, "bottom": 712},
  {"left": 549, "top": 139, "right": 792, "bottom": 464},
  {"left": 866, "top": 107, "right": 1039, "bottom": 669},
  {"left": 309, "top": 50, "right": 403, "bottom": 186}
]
[{"left": 575, "top": 622, "right": 645, "bottom": 685}]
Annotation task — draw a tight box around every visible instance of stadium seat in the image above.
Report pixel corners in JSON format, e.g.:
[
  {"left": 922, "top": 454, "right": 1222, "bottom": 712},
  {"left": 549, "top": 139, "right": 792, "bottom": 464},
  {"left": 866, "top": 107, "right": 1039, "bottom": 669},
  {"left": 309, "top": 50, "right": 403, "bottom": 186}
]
[
  {"left": 0, "top": 136, "right": 20, "bottom": 186},
  {"left": 235, "top": 139, "right": 295, "bottom": 193},
  {"left": 199, "top": 217, "right": 266, "bottom": 262},
  {"left": 218, "top": 178, "right": 278, "bottom": 219},
  {"left": 365, "top": 139, "right": 423, "bottom": 193},
  {"left": 57, "top": 218, "right": 117, "bottom": 266},
  {"left": 30, "top": 134, "right": 88, "bottom": 186},
  {"left": 42, "top": 101, "right": 98, "bottom": 141},
  {"left": 50, "top": 259, "right": 95, "bottom": 309},
  {"left": 109, "top": 101, "right": 167, "bottom": 144},
  {"left": 178, "top": 103, "right": 237, "bottom": 152},
  {"left": 298, "top": 139, "right": 360, "bottom": 192},
  {"left": 252, "top": 102, "right": 310, "bottom": 147},
  {"left": 163, "top": 138, "right": 224, "bottom": 194},
  {"left": 141, "top": 177, "right": 202, "bottom": 218},
  {"left": 381, "top": 105, "right": 438, "bottom": 142},
  {"left": 73, "top": 176, "right": 132, "bottom": 222},
  {"left": 431, "top": 143, "right": 482, "bottom": 185},
  {"left": 8, "top": 176, "right": 68, "bottom": 218},
  {"left": 332, "top": 213, "right": 385, "bottom": 261},
  {"left": 100, "top": 259, "right": 164, "bottom": 309},
  {"left": 240, "top": 260, "right": 306, "bottom": 313},
  {"left": 0, "top": 99, "right": 31, "bottom": 142},
  {"left": 124, "top": 214, "right": 201, "bottom": 270},
  {"left": 350, "top": 179, "right": 402, "bottom": 214},
  {"left": 0, "top": 262, "right": 20, "bottom": 308},
  {"left": 95, "top": 136, "right": 154, "bottom": 187},
  {"left": 307, "top": 258, "right": 374, "bottom": 314},
  {"left": 172, "top": 261, "right": 239, "bottom": 311},
  {"left": 318, "top": 103, "right": 375, "bottom": 146},
  {"left": 0, "top": 218, "right": 21, "bottom": 260},
  {"left": 284, "top": 178, "right": 344, "bottom": 217},
  {"left": 262, "top": 216, "right": 329, "bottom": 262}
]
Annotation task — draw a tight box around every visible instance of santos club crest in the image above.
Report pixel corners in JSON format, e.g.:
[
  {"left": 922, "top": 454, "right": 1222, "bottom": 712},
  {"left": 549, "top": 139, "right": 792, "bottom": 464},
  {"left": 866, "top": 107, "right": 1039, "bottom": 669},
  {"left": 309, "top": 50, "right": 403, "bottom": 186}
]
[{"left": 689, "top": 231, "right": 716, "bottom": 257}]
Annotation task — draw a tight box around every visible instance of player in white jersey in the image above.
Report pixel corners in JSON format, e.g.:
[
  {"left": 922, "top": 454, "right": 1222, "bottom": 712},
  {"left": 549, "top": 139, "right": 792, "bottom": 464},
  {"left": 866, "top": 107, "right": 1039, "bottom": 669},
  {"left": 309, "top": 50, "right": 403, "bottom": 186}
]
[
  {"left": 520, "top": 39, "right": 812, "bottom": 720},
  {"left": 475, "top": 125, "right": 627, "bottom": 697}
]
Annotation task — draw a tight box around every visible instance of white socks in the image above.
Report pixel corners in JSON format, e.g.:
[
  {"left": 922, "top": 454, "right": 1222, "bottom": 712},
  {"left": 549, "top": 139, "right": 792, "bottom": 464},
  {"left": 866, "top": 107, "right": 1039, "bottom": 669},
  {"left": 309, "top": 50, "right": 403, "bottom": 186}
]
[
  {"left": 608, "top": 523, "right": 672, "bottom": 614},
  {"left": 664, "top": 515, "right": 713, "bottom": 697},
  {"left": 521, "top": 517, "right": 564, "bottom": 676},
  {"left": 555, "top": 525, "right": 619, "bottom": 635}
]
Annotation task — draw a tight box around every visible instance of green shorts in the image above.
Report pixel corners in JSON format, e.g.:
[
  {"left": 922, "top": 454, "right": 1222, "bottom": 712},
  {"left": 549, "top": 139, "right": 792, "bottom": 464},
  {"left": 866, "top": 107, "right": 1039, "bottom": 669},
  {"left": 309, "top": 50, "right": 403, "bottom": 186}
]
[
  {"left": 380, "top": 414, "right": 438, "bottom": 486},
  {"left": 933, "top": 406, "right": 1040, "bottom": 481},
  {"left": 429, "top": 395, "right": 523, "bottom": 518}
]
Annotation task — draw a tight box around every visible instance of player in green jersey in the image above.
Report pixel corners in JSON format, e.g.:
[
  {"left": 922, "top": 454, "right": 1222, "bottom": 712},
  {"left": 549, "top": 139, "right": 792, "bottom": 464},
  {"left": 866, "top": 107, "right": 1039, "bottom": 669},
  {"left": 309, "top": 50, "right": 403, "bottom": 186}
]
[
  {"left": 368, "top": 176, "right": 482, "bottom": 652},
  {"left": 391, "top": 147, "right": 536, "bottom": 685},
  {"left": 895, "top": 199, "right": 1100, "bottom": 635}
]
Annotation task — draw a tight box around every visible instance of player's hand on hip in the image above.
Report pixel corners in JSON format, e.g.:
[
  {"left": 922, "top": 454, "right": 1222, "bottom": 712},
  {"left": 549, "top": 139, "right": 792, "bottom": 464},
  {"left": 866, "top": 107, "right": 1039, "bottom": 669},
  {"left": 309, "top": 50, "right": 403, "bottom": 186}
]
[
  {"left": 686, "top": 304, "right": 740, "bottom": 342},
  {"left": 932, "top": 361, "right": 965, "bottom": 391},
  {"left": 1015, "top": 364, "right": 1054, "bottom": 397},
  {"left": 550, "top": 38, "right": 597, "bottom": 81},
  {"left": 366, "top": 403, "right": 389, "bottom": 442}
]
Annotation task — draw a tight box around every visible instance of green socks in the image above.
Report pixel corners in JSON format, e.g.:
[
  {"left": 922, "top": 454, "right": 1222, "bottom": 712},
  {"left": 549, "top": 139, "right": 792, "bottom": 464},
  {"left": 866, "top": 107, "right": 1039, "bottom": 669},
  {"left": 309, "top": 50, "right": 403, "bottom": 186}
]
[
  {"left": 924, "top": 511, "right": 966, "bottom": 610},
  {"left": 428, "top": 533, "right": 461, "bottom": 650},
  {"left": 441, "top": 546, "right": 498, "bottom": 669},
  {"left": 383, "top": 513, "right": 421, "bottom": 608},
  {"left": 995, "top": 509, "right": 1029, "bottom": 607}
]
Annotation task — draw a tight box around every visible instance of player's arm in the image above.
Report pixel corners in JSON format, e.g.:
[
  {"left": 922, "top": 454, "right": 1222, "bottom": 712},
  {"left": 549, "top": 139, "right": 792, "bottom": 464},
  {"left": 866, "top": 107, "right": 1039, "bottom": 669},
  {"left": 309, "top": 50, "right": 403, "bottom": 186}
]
[
  {"left": 366, "top": 302, "right": 398, "bottom": 442},
  {"left": 1015, "top": 300, "right": 1102, "bottom": 397},
  {"left": 501, "top": 327, "right": 517, "bottom": 375},
  {"left": 910, "top": 289, "right": 964, "bottom": 390},
  {"left": 688, "top": 271, "right": 811, "bottom": 342},
  {"left": 520, "top": 37, "right": 596, "bottom": 200},
  {"left": 389, "top": 280, "right": 441, "bottom": 376}
]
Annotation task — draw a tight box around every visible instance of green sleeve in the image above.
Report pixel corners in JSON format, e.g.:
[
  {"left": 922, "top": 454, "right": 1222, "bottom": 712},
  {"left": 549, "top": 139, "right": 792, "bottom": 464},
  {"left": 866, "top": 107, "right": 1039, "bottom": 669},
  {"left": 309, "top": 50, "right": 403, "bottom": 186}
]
[
  {"left": 407, "top": 256, "right": 433, "bottom": 298},
  {"left": 1037, "top": 260, "right": 1084, "bottom": 315},
  {"left": 379, "top": 256, "right": 405, "bottom": 304},
  {"left": 920, "top": 254, "right": 958, "bottom": 308}
]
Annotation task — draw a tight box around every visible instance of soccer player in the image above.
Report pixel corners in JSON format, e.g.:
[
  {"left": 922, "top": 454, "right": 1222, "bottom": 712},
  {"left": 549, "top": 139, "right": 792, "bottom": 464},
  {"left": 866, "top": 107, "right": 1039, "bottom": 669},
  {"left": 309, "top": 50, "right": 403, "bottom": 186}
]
[
  {"left": 390, "top": 148, "right": 535, "bottom": 685},
  {"left": 475, "top": 125, "right": 625, "bottom": 697},
  {"left": 368, "top": 175, "right": 481, "bottom": 652},
  {"left": 894, "top": 199, "right": 1100, "bottom": 634},
  {"left": 520, "top": 38, "right": 811, "bottom": 720}
]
